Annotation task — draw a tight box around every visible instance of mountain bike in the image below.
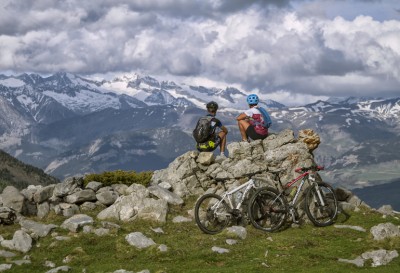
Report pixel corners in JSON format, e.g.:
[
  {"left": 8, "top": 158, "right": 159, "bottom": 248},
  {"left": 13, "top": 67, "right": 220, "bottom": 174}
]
[
  {"left": 248, "top": 165, "right": 338, "bottom": 232},
  {"left": 194, "top": 178, "right": 261, "bottom": 234}
]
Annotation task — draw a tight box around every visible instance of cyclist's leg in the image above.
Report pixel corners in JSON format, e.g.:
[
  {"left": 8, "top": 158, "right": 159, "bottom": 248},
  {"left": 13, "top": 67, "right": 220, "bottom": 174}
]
[
  {"left": 238, "top": 120, "right": 250, "bottom": 141},
  {"left": 217, "top": 132, "right": 226, "bottom": 154},
  {"left": 246, "top": 125, "right": 265, "bottom": 141}
]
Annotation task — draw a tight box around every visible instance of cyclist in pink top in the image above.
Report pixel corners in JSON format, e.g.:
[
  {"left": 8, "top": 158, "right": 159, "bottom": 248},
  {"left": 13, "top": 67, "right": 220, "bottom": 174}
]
[{"left": 236, "top": 94, "right": 269, "bottom": 142}]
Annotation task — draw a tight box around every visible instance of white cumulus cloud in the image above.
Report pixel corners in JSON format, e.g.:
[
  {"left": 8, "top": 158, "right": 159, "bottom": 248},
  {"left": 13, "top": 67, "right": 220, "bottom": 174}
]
[{"left": 0, "top": 0, "right": 399, "bottom": 104}]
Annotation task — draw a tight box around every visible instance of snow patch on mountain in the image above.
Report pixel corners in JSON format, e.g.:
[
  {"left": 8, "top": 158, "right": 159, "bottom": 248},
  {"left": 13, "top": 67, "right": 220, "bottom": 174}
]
[
  {"left": 42, "top": 89, "right": 120, "bottom": 113},
  {"left": 88, "top": 139, "right": 102, "bottom": 156},
  {"left": 45, "top": 157, "right": 71, "bottom": 173},
  {"left": 0, "top": 78, "right": 25, "bottom": 88}
]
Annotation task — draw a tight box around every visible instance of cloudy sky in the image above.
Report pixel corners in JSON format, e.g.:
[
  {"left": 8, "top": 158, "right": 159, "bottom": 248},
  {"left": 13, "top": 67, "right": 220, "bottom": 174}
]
[{"left": 0, "top": 0, "right": 399, "bottom": 105}]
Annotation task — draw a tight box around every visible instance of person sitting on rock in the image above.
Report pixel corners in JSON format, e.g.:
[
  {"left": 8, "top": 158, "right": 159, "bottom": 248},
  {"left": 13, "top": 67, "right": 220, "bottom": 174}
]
[
  {"left": 193, "top": 101, "right": 228, "bottom": 156},
  {"left": 236, "top": 94, "right": 270, "bottom": 142}
]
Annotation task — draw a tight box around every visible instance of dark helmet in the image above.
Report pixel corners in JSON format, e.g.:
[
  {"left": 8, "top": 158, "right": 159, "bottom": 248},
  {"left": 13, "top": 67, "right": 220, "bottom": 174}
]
[
  {"left": 247, "top": 94, "right": 259, "bottom": 105},
  {"left": 206, "top": 101, "right": 219, "bottom": 111}
]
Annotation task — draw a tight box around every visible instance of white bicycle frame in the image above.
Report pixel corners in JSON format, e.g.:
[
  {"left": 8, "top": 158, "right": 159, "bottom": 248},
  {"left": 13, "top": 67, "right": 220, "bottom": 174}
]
[{"left": 212, "top": 179, "right": 257, "bottom": 211}]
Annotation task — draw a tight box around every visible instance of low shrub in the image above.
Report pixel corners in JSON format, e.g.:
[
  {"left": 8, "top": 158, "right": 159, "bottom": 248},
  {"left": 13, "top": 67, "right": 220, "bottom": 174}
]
[{"left": 83, "top": 170, "right": 153, "bottom": 187}]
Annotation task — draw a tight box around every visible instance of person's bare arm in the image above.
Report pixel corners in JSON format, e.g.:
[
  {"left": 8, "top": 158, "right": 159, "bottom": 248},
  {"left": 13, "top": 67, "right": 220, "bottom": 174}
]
[{"left": 236, "top": 113, "right": 248, "bottom": 121}]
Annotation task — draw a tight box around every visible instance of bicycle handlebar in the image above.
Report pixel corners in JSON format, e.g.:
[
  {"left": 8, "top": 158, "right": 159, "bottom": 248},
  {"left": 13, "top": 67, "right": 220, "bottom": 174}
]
[{"left": 295, "top": 165, "right": 324, "bottom": 173}]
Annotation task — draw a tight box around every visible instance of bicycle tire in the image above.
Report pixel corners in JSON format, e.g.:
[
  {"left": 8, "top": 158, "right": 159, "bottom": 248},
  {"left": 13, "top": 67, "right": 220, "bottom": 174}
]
[
  {"left": 194, "top": 193, "right": 230, "bottom": 234},
  {"left": 248, "top": 187, "right": 288, "bottom": 232},
  {"left": 304, "top": 182, "right": 338, "bottom": 227}
]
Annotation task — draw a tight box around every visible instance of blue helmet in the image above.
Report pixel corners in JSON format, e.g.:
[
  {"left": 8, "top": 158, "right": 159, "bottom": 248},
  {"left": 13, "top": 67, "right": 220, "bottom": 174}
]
[{"left": 247, "top": 94, "right": 259, "bottom": 105}]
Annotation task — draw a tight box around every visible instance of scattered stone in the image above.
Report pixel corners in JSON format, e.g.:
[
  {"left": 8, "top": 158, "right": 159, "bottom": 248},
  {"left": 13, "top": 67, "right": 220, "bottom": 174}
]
[
  {"left": 172, "top": 216, "right": 191, "bottom": 223},
  {"left": 147, "top": 185, "right": 184, "bottom": 205},
  {"left": 44, "top": 260, "right": 56, "bottom": 268},
  {"left": 377, "top": 205, "right": 394, "bottom": 216},
  {"left": 370, "top": 222, "right": 400, "bottom": 241},
  {"left": 151, "top": 227, "right": 164, "bottom": 234},
  {"left": 137, "top": 270, "right": 150, "bottom": 273},
  {"left": 101, "top": 221, "right": 121, "bottom": 230},
  {"left": 334, "top": 225, "right": 366, "bottom": 232},
  {"left": 0, "top": 264, "right": 12, "bottom": 272},
  {"left": 54, "top": 236, "right": 71, "bottom": 241},
  {"left": 125, "top": 232, "right": 156, "bottom": 249},
  {"left": 339, "top": 249, "right": 399, "bottom": 268},
  {"left": 61, "top": 214, "right": 94, "bottom": 232},
  {"left": 261, "top": 262, "right": 270, "bottom": 268},
  {"left": 361, "top": 249, "right": 398, "bottom": 267},
  {"left": 226, "top": 226, "right": 247, "bottom": 240},
  {"left": 335, "top": 187, "right": 353, "bottom": 202},
  {"left": 97, "top": 193, "right": 168, "bottom": 223},
  {"left": 82, "top": 226, "right": 92, "bottom": 233},
  {"left": 45, "top": 265, "right": 72, "bottom": 273},
  {"left": 20, "top": 219, "right": 58, "bottom": 237},
  {"left": 113, "top": 270, "right": 133, "bottom": 273},
  {"left": 338, "top": 257, "right": 364, "bottom": 267},
  {"left": 13, "top": 259, "right": 31, "bottom": 265},
  {"left": 1, "top": 186, "right": 25, "bottom": 213},
  {"left": 339, "top": 202, "right": 356, "bottom": 212},
  {"left": 211, "top": 246, "right": 230, "bottom": 254},
  {"left": 158, "top": 244, "right": 168, "bottom": 252},
  {"left": 1, "top": 230, "right": 32, "bottom": 253},
  {"left": 226, "top": 239, "right": 237, "bottom": 245},
  {"left": 94, "top": 228, "right": 110, "bottom": 236},
  {"left": 0, "top": 250, "right": 16, "bottom": 258}
]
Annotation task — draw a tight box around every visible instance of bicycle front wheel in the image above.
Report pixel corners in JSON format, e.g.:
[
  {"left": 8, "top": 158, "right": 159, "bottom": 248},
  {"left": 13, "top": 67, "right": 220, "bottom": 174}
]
[
  {"left": 305, "top": 182, "right": 338, "bottom": 227},
  {"left": 194, "top": 193, "right": 230, "bottom": 234},
  {"left": 248, "top": 187, "right": 288, "bottom": 232}
]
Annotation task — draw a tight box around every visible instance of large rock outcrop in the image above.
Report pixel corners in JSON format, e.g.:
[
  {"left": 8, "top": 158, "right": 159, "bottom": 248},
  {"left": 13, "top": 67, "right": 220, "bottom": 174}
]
[{"left": 151, "top": 129, "right": 319, "bottom": 198}]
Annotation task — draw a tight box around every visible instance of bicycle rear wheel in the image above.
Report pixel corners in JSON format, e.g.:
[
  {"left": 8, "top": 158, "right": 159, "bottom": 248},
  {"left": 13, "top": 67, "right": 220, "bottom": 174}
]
[
  {"left": 248, "top": 187, "right": 287, "bottom": 232},
  {"left": 194, "top": 193, "right": 230, "bottom": 234},
  {"left": 304, "top": 182, "right": 338, "bottom": 227}
]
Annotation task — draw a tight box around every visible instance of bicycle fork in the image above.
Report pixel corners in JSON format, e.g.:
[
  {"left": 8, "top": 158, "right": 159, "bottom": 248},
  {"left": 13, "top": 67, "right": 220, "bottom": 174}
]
[{"left": 309, "top": 176, "right": 326, "bottom": 207}]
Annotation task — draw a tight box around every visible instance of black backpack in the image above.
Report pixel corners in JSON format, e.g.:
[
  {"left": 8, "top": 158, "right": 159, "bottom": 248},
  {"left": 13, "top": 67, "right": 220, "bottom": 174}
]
[{"left": 193, "top": 116, "right": 213, "bottom": 143}]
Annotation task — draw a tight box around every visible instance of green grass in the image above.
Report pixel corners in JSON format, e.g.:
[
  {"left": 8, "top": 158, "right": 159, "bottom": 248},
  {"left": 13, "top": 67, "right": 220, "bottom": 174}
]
[{"left": 1, "top": 200, "right": 400, "bottom": 273}]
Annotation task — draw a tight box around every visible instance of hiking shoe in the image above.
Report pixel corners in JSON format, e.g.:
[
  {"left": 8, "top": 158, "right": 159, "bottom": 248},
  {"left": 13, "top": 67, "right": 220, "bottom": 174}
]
[{"left": 215, "top": 154, "right": 227, "bottom": 162}]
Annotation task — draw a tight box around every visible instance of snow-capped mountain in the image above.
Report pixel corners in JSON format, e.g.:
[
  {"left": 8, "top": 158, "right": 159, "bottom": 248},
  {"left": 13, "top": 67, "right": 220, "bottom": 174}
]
[
  {"left": 272, "top": 98, "right": 400, "bottom": 189},
  {"left": 0, "top": 72, "right": 399, "bottom": 191}
]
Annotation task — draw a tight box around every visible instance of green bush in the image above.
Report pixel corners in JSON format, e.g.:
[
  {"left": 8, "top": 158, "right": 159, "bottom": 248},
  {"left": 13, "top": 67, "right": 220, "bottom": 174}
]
[{"left": 83, "top": 170, "right": 153, "bottom": 187}]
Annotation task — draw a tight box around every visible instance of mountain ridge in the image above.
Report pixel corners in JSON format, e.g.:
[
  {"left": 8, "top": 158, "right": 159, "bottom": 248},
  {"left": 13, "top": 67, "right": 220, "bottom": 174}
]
[{"left": 0, "top": 72, "right": 399, "bottom": 193}]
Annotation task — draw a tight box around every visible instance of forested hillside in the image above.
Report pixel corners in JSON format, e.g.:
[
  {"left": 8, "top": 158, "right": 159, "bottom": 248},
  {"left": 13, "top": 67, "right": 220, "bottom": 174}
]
[{"left": 0, "top": 149, "right": 59, "bottom": 191}]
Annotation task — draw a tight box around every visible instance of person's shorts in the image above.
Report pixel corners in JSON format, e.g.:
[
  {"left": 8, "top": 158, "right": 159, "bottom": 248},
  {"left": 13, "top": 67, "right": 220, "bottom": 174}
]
[
  {"left": 196, "top": 135, "right": 221, "bottom": 152},
  {"left": 246, "top": 125, "right": 268, "bottom": 140}
]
